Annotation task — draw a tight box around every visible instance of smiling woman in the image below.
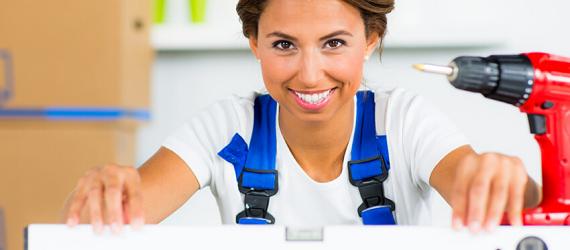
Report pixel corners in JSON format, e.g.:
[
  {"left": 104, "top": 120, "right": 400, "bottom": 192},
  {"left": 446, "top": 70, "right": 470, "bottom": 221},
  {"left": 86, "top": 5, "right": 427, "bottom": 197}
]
[
  {"left": 63, "top": 0, "right": 541, "bottom": 233},
  {"left": 245, "top": 0, "right": 391, "bottom": 126}
]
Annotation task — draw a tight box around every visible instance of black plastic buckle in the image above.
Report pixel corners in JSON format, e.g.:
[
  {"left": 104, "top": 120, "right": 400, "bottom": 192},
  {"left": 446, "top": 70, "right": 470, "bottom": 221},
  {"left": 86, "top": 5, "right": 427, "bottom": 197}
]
[
  {"left": 236, "top": 190, "right": 276, "bottom": 224},
  {"left": 236, "top": 167, "right": 278, "bottom": 224},
  {"left": 355, "top": 177, "right": 395, "bottom": 216},
  {"left": 347, "top": 155, "right": 395, "bottom": 217}
]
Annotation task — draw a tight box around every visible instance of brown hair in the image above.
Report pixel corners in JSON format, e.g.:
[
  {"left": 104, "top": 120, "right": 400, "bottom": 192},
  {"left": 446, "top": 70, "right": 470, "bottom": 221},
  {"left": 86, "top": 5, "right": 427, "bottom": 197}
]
[{"left": 236, "top": 0, "right": 394, "bottom": 51}]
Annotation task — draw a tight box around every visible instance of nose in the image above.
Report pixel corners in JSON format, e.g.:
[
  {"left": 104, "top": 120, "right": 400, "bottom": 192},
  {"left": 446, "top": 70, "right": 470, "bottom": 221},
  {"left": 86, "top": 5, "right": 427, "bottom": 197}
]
[{"left": 297, "top": 49, "right": 324, "bottom": 88}]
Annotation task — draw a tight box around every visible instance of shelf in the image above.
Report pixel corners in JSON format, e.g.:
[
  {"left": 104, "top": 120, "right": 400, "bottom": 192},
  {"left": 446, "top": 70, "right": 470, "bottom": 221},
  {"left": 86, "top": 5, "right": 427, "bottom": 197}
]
[
  {"left": 151, "top": 25, "right": 504, "bottom": 51},
  {"left": 152, "top": 25, "right": 249, "bottom": 51},
  {"left": 151, "top": 0, "right": 507, "bottom": 51}
]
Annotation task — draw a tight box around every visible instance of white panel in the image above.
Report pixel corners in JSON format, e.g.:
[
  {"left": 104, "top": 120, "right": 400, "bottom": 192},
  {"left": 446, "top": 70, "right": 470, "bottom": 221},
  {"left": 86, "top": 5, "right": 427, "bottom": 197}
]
[{"left": 26, "top": 225, "right": 570, "bottom": 250}]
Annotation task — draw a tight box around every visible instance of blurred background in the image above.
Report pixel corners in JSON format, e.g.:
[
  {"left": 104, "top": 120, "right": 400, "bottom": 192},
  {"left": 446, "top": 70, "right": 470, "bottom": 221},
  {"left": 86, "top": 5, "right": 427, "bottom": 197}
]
[{"left": 1, "top": 0, "right": 569, "bottom": 249}]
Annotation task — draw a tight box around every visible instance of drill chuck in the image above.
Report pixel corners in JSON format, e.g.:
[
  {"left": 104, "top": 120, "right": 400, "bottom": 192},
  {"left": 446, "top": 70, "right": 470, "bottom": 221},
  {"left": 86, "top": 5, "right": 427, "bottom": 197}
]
[
  {"left": 448, "top": 56, "right": 499, "bottom": 95},
  {"left": 451, "top": 55, "right": 535, "bottom": 106}
]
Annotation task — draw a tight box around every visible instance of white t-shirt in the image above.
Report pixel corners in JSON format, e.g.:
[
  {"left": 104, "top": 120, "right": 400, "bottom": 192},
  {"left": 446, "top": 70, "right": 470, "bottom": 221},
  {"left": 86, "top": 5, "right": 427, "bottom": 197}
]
[{"left": 163, "top": 87, "right": 469, "bottom": 226}]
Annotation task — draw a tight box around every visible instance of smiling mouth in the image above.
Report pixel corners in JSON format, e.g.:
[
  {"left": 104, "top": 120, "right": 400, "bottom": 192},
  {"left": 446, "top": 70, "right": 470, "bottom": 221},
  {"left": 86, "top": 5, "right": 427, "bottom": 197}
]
[
  {"left": 288, "top": 87, "right": 337, "bottom": 111},
  {"left": 290, "top": 88, "right": 336, "bottom": 105}
]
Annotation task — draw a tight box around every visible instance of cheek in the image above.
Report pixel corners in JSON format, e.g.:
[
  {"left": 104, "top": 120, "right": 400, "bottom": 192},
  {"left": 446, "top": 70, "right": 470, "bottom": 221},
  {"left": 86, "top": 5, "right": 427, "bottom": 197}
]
[
  {"left": 325, "top": 53, "right": 364, "bottom": 86},
  {"left": 260, "top": 56, "right": 297, "bottom": 90}
]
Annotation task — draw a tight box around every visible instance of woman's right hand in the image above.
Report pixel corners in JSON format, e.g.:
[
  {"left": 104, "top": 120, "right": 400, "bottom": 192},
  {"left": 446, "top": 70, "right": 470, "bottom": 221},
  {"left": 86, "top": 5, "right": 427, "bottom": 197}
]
[{"left": 63, "top": 164, "right": 144, "bottom": 233}]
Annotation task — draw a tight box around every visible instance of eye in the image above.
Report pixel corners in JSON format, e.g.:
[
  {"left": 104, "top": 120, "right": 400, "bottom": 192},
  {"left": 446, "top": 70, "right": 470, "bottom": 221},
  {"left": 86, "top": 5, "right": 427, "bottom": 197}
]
[
  {"left": 324, "top": 39, "right": 345, "bottom": 49},
  {"left": 272, "top": 40, "right": 295, "bottom": 50}
]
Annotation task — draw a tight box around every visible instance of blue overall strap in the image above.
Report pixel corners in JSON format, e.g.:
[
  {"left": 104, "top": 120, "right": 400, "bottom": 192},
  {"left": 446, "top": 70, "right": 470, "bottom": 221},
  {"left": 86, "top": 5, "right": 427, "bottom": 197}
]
[
  {"left": 348, "top": 91, "right": 396, "bottom": 225},
  {"left": 218, "top": 94, "right": 278, "bottom": 225},
  {"left": 241, "top": 94, "right": 278, "bottom": 191},
  {"left": 218, "top": 134, "right": 248, "bottom": 182}
]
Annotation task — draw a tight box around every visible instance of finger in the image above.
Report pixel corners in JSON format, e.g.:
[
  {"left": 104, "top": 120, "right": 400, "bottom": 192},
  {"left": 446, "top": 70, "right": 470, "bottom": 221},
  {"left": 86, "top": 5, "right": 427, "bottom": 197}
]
[
  {"left": 65, "top": 175, "right": 93, "bottom": 226},
  {"left": 507, "top": 171, "right": 527, "bottom": 226},
  {"left": 102, "top": 166, "right": 125, "bottom": 234},
  {"left": 466, "top": 154, "right": 498, "bottom": 233},
  {"left": 124, "top": 167, "right": 145, "bottom": 229},
  {"left": 87, "top": 184, "right": 104, "bottom": 234},
  {"left": 451, "top": 154, "right": 476, "bottom": 230},
  {"left": 483, "top": 173, "right": 509, "bottom": 231},
  {"left": 122, "top": 198, "right": 130, "bottom": 224}
]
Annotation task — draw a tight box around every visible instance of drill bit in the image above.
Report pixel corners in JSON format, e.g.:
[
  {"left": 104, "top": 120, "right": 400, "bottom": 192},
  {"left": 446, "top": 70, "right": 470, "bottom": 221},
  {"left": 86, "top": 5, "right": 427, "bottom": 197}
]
[{"left": 413, "top": 63, "right": 454, "bottom": 76}]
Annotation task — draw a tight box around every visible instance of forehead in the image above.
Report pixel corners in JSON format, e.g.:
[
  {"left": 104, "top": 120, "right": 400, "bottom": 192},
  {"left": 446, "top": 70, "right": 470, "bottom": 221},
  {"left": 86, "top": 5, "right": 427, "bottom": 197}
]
[{"left": 258, "top": 0, "right": 364, "bottom": 37}]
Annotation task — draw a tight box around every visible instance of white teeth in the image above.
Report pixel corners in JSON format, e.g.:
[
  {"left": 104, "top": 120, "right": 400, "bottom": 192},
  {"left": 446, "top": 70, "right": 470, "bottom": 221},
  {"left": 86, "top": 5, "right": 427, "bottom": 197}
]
[
  {"left": 294, "top": 89, "right": 332, "bottom": 104},
  {"left": 311, "top": 94, "right": 318, "bottom": 103}
]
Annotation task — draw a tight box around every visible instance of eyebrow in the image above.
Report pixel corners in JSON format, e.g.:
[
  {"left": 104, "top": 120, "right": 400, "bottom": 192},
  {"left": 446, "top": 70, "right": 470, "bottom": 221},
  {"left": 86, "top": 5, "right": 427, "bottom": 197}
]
[{"left": 265, "top": 30, "right": 353, "bottom": 41}]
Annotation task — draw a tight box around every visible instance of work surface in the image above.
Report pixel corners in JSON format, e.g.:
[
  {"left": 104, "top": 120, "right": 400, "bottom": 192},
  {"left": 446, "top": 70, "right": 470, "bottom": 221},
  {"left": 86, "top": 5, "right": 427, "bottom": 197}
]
[{"left": 26, "top": 224, "right": 569, "bottom": 250}]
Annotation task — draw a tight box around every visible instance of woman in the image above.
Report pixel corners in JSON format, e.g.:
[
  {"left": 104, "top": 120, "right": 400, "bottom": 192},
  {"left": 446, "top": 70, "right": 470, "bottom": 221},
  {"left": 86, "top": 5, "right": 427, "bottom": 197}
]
[{"left": 63, "top": 0, "right": 541, "bottom": 233}]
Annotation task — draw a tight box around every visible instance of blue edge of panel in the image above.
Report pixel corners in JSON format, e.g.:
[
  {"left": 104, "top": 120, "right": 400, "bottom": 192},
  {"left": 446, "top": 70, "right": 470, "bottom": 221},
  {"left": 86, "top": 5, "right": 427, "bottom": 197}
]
[{"left": 0, "top": 107, "right": 150, "bottom": 121}]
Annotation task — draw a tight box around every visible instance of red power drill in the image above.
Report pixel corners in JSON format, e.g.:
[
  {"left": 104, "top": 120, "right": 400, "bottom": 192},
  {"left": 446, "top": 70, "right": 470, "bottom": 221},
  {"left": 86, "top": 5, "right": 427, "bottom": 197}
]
[{"left": 415, "top": 52, "right": 570, "bottom": 225}]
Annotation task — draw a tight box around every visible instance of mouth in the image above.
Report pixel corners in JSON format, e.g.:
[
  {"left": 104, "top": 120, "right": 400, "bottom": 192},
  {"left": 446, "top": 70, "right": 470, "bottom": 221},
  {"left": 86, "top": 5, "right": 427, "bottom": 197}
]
[{"left": 289, "top": 87, "right": 336, "bottom": 111}]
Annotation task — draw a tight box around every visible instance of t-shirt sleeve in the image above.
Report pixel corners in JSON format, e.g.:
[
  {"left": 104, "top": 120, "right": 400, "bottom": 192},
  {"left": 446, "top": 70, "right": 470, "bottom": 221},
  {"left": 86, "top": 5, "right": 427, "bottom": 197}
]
[
  {"left": 162, "top": 99, "right": 245, "bottom": 188},
  {"left": 397, "top": 90, "right": 470, "bottom": 190}
]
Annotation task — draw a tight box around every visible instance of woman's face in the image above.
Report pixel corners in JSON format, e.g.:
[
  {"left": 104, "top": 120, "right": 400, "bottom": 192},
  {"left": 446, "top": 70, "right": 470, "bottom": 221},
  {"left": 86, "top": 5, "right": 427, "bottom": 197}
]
[{"left": 250, "top": 0, "right": 379, "bottom": 123}]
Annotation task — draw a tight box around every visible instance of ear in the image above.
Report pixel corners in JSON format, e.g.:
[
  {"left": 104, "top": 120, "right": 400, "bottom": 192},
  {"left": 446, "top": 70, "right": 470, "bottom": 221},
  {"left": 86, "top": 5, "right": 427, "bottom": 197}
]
[
  {"left": 365, "top": 32, "right": 380, "bottom": 59},
  {"left": 249, "top": 35, "right": 260, "bottom": 60}
]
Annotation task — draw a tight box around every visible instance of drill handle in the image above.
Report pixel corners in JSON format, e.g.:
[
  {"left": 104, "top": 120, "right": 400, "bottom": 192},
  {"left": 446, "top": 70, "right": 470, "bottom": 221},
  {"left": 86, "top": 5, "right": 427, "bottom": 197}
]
[{"left": 521, "top": 52, "right": 570, "bottom": 207}]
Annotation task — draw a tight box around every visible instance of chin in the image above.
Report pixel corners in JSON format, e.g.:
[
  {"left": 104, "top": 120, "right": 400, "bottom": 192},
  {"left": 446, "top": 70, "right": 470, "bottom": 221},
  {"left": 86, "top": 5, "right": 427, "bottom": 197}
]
[
  {"left": 280, "top": 98, "right": 342, "bottom": 124},
  {"left": 294, "top": 111, "right": 336, "bottom": 124}
]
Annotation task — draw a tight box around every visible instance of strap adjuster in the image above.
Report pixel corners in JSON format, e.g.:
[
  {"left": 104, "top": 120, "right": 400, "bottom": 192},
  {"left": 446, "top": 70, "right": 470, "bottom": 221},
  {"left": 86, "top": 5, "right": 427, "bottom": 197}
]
[
  {"left": 237, "top": 167, "right": 279, "bottom": 195},
  {"left": 236, "top": 168, "right": 278, "bottom": 224},
  {"left": 348, "top": 155, "right": 388, "bottom": 184},
  {"left": 348, "top": 156, "right": 395, "bottom": 217}
]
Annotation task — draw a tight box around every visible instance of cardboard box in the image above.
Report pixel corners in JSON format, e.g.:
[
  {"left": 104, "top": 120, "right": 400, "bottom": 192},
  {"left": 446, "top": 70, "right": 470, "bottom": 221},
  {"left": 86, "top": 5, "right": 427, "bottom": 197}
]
[
  {"left": 0, "top": 120, "right": 138, "bottom": 250},
  {"left": 0, "top": 0, "right": 152, "bottom": 108}
]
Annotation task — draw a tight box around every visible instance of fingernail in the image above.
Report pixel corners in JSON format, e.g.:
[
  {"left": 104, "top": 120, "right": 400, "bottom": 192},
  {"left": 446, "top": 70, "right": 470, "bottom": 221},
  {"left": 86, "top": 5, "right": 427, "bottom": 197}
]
[
  {"left": 469, "top": 221, "right": 481, "bottom": 233},
  {"left": 131, "top": 218, "right": 144, "bottom": 230},
  {"left": 484, "top": 220, "right": 496, "bottom": 232},
  {"left": 111, "top": 223, "right": 121, "bottom": 234},
  {"left": 93, "top": 222, "right": 103, "bottom": 235},
  {"left": 66, "top": 217, "right": 77, "bottom": 227},
  {"left": 452, "top": 217, "right": 463, "bottom": 230},
  {"left": 513, "top": 218, "right": 523, "bottom": 226}
]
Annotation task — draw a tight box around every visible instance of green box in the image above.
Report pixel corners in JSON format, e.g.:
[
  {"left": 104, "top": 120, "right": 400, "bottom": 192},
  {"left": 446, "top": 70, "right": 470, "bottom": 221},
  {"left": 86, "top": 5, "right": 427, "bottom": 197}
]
[
  {"left": 153, "top": 0, "right": 166, "bottom": 24},
  {"left": 190, "top": 0, "right": 207, "bottom": 23}
]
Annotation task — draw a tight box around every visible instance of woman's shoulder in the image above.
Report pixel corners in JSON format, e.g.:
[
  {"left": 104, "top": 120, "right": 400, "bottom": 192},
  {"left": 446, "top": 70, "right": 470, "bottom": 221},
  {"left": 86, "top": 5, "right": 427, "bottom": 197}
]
[
  {"left": 190, "top": 90, "right": 266, "bottom": 141},
  {"left": 369, "top": 86, "right": 427, "bottom": 114},
  {"left": 369, "top": 86, "right": 445, "bottom": 134},
  {"left": 198, "top": 89, "right": 265, "bottom": 119},
  {"left": 370, "top": 86, "right": 420, "bottom": 102},
  {"left": 217, "top": 90, "right": 268, "bottom": 126}
]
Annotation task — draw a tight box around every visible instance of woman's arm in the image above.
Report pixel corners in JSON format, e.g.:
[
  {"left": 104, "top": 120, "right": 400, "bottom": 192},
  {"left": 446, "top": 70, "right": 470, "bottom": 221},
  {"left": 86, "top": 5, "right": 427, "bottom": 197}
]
[
  {"left": 62, "top": 147, "right": 200, "bottom": 232},
  {"left": 429, "top": 145, "right": 542, "bottom": 232},
  {"left": 139, "top": 147, "right": 201, "bottom": 223}
]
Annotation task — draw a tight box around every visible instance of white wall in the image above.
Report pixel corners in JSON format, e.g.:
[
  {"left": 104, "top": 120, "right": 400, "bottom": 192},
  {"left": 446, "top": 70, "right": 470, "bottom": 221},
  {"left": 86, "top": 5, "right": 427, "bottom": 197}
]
[{"left": 137, "top": 0, "right": 570, "bottom": 226}]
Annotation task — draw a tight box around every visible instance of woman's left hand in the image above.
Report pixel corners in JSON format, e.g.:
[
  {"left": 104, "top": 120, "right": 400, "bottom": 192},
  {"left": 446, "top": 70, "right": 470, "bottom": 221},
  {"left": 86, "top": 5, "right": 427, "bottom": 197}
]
[
  {"left": 430, "top": 145, "right": 541, "bottom": 233},
  {"left": 451, "top": 152, "right": 530, "bottom": 232}
]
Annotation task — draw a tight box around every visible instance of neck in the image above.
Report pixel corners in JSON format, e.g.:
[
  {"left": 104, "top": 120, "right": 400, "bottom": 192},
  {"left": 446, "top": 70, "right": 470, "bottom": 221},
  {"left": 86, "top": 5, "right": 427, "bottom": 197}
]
[{"left": 279, "top": 100, "right": 354, "bottom": 182}]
